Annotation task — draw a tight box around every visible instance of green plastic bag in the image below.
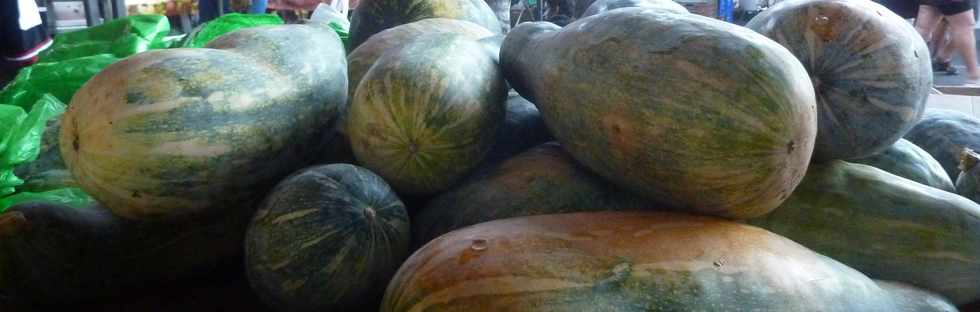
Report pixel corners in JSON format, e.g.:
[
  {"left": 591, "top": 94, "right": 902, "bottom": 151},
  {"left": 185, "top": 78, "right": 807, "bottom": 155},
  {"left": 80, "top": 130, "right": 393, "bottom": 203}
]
[
  {"left": 0, "top": 95, "right": 65, "bottom": 196},
  {"left": 0, "top": 15, "right": 172, "bottom": 110},
  {"left": 0, "top": 188, "right": 92, "bottom": 211},
  {"left": 175, "top": 13, "right": 284, "bottom": 48}
]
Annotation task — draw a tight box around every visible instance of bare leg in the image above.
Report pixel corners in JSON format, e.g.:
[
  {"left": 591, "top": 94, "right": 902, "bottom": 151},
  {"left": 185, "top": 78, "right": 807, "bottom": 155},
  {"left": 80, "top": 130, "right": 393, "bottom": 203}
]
[
  {"left": 916, "top": 5, "right": 945, "bottom": 42},
  {"left": 946, "top": 9, "right": 980, "bottom": 80},
  {"left": 930, "top": 19, "right": 948, "bottom": 58}
]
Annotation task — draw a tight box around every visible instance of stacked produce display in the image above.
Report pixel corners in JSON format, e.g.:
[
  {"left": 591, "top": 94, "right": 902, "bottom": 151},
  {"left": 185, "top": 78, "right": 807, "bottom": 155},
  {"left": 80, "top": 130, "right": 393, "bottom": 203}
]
[{"left": 1, "top": 0, "right": 978, "bottom": 310}]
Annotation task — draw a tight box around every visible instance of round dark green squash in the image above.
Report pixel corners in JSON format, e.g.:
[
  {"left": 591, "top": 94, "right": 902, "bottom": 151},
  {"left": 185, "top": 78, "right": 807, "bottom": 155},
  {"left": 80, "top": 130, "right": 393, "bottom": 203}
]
[
  {"left": 480, "top": 92, "right": 553, "bottom": 165},
  {"left": 348, "top": 34, "right": 506, "bottom": 195},
  {"left": 245, "top": 164, "right": 410, "bottom": 312},
  {"left": 905, "top": 109, "right": 980, "bottom": 181},
  {"left": 747, "top": 161, "right": 980, "bottom": 305},
  {"left": 746, "top": 0, "right": 931, "bottom": 161},
  {"left": 581, "top": 0, "right": 687, "bottom": 17},
  {"left": 384, "top": 211, "right": 900, "bottom": 311},
  {"left": 0, "top": 201, "right": 253, "bottom": 305},
  {"left": 348, "top": 0, "right": 503, "bottom": 50},
  {"left": 414, "top": 142, "right": 646, "bottom": 247},
  {"left": 501, "top": 9, "right": 818, "bottom": 219},
  {"left": 59, "top": 24, "right": 348, "bottom": 221},
  {"left": 875, "top": 280, "right": 959, "bottom": 312},
  {"left": 12, "top": 117, "right": 77, "bottom": 193},
  {"left": 852, "top": 138, "right": 954, "bottom": 192}
]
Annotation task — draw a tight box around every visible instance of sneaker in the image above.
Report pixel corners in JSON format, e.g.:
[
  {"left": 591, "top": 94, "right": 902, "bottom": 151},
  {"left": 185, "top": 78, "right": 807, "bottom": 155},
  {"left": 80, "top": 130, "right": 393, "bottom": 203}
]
[{"left": 934, "top": 60, "right": 959, "bottom": 75}]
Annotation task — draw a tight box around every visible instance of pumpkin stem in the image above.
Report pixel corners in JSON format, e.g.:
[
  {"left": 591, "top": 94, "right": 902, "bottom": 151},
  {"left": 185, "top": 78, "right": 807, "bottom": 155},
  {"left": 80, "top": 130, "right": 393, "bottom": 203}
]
[{"left": 959, "top": 148, "right": 980, "bottom": 172}]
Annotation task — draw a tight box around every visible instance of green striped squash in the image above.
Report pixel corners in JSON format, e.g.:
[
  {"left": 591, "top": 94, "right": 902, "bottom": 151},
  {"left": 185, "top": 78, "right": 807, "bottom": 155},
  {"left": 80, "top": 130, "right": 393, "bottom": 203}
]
[
  {"left": 245, "top": 164, "right": 410, "bottom": 312},
  {"left": 384, "top": 211, "right": 900, "bottom": 311},
  {"left": 501, "top": 9, "right": 818, "bottom": 219},
  {"left": 852, "top": 138, "right": 954, "bottom": 192},
  {"left": 746, "top": 0, "right": 931, "bottom": 161},
  {"left": 59, "top": 24, "right": 348, "bottom": 221},
  {"left": 348, "top": 34, "right": 506, "bottom": 195},
  {"left": 748, "top": 161, "right": 980, "bottom": 305},
  {"left": 349, "top": 0, "right": 503, "bottom": 50},
  {"left": 905, "top": 109, "right": 980, "bottom": 181}
]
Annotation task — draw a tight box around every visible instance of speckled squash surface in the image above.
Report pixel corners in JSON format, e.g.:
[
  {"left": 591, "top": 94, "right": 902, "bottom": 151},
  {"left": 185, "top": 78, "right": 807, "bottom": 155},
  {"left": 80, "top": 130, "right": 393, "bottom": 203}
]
[
  {"left": 906, "top": 109, "right": 980, "bottom": 180},
  {"left": 384, "top": 211, "right": 898, "bottom": 311},
  {"left": 348, "top": 0, "right": 502, "bottom": 50},
  {"left": 245, "top": 164, "right": 410, "bottom": 312},
  {"left": 0, "top": 201, "right": 253, "bottom": 305},
  {"left": 581, "top": 0, "right": 687, "bottom": 17},
  {"left": 348, "top": 34, "right": 506, "bottom": 195},
  {"left": 501, "top": 9, "right": 818, "bottom": 219},
  {"left": 852, "top": 138, "right": 954, "bottom": 192},
  {"left": 59, "top": 24, "right": 348, "bottom": 221},
  {"left": 414, "top": 142, "right": 647, "bottom": 247},
  {"left": 746, "top": 0, "right": 931, "bottom": 161},
  {"left": 748, "top": 161, "right": 980, "bottom": 305},
  {"left": 875, "top": 280, "right": 959, "bottom": 312}
]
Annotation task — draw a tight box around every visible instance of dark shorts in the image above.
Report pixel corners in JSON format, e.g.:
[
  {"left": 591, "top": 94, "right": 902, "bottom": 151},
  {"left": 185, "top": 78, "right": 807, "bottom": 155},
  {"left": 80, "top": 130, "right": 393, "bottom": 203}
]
[{"left": 923, "top": 0, "right": 974, "bottom": 16}]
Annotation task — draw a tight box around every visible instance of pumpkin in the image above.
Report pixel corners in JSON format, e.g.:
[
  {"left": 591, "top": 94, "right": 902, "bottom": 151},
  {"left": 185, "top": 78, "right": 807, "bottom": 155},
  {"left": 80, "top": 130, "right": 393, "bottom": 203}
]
[
  {"left": 59, "top": 24, "right": 348, "bottom": 221},
  {"left": 0, "top": 201, "right": 253, "bottom": 305},
  {"left": 875, "top": 280, "right": 959, "bottom": 312},
  {"left": 245, "top": 164, "right": 410, "bottom": 312},
  {"left": 852, "top": 138, "right": 954, "bottom": 192},
  {"left": 384, "top": 211, "right": 899, "bottom": 311},
  {"left": 480, "top": 92, "right": 553, "bottom": 165},
  {"left": 956, "top": 148, "right": 980, "bottom": 203},
  {"left": 746, "top": 0, "right": 931, "bottom": 161},
  {"left": 348, "top": 34, "right": 506, "bottom": 195},
  {"left": 413, "top": 142, "right": 647, "bottom": 247},
  {"left": 748, "top": 161, "right": 980, "bottom": 305},
  {"left": 349, "top": 0, "right": 503, "bottom": 50},
  {"left": 12, "top": 118, "right": 77, "bottom": 192},
  {"left": 581, "top": 0, "right": 688, "bottom": 18},
  {"left": 906, "top": 109, "right": 980, "bottom": 180},
  {"left": 501, "top": 9, "right": 817, "bottom": 219}
]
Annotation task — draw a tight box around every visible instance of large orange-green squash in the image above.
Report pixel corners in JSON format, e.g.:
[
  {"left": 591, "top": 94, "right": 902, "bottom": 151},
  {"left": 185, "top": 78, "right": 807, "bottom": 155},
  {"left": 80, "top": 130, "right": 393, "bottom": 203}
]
[
  {"left": 746, "top": 0, "right": 931, "bottom": 161},
  {"left": 414, "top": 142, "right": 647, "bottom": 247},
  {"left": 500, "top": 9, "right": 818, "bottom": 219},
  {"left": 348, "top": 34, "right": 506, "bottom": 195},
  {"left": 348, "top": 0, "right": 503, "bottom": 50},
  {"left": 59, "top": 24, "right": 348, "bottom": 221},
  {"left": 245, "top": 164, "right": 410, "bottom": 312},
  {"left": 748, "top": 161, "right": 980, "bottom": 305},
  {"left": 383, "top": 211, "right": 899, "bottom": 311}
]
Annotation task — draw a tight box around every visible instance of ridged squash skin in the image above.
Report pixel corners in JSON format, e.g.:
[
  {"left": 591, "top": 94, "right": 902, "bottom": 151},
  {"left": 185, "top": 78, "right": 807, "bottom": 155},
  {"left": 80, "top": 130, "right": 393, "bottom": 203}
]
[
  {"left": 348, "top": 0, "right": 503, "bottom": 50},
  {"left": 414, "top": 142, "right": 647, "bottom": 247},
  {"left": 59, "top": 24, "right": 348, "bottom": 221},
  {"left": 501, "top": 9, "right": 818, "bottom": 219},
  {"left": 581, "top": 0, "right": 687, "bottom": 17},
  {"left": 245, "top": 164, "right": 410, "bottom": 312},
  {"left": 384, "top": 211, "right": 899, "bottom": 311},
  {"left": 348, "top": 34, "right": 506, "bottom": 195},
  {"left": 875, "top": 280, "right": 959, "bottom": 312},
  {"left": 852, "top": 138, "right": 954, "bottom": 192},
  {"left": 746, "top": 0, "right": 931, "bottom": 161},
  {"left": 0, "top": 201, "right": 252, "bottom": 305},
  {"left": 906, "top": 109, "right": 980, "bottom": 180},
  {"left": 748, "top": 161, "right": 980, "bottom": 305}
]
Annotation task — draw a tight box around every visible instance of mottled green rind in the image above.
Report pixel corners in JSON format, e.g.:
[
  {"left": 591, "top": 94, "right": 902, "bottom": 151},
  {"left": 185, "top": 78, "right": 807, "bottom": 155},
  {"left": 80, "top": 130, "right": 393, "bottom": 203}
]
[
  {"left": 746, "top": 0, "right": 931, "bottom": 161},
  {"left": 748, "top": 161, "right": 980, "bottom": 305},
  {"left": 0, "top": 201, "right": 252, "bottom": 305},
  {"left": 501, "top": 9, "right": 818, "bottom": 219},
  {"left": 956, "top": 149, "right": 980, "bottom": 203},
  {"left": 875, "top": 280, "right": 959, "bottom": 312},
  {"left": 245, "top": 164, "right": 410, "bottom": 312},
  {"left": 581, "top": 0, "right": 687, "bottom": 18},
  {"left": 414, "top": 142, "right": 645, "bottom": 247},
  {"left": 906, "top": 109, "right": 980, "bottom": 182},
  {"left": 60, "top": 24, "right": 348, "bottom": 221},
  {"left": 348, "top": 34, "right": 506, "bottom": 195},
  {"left": 348, "top": 0, "right": 503, "bottom": 50},
  {"left": 385, "top": 212, "right": 899, "bottom": 311},
  {"left": 852, "top": 138, "right": 954, "bottom": 192},
  {"left": 12, "top": 118, "right": 77, "bottom": 192}
]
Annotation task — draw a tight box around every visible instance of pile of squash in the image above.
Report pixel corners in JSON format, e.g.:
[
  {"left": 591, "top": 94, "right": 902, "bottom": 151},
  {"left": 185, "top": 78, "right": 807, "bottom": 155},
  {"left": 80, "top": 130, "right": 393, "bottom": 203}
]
[{"left": 3, "top": 0, "right": 978, "bottom": 311}]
